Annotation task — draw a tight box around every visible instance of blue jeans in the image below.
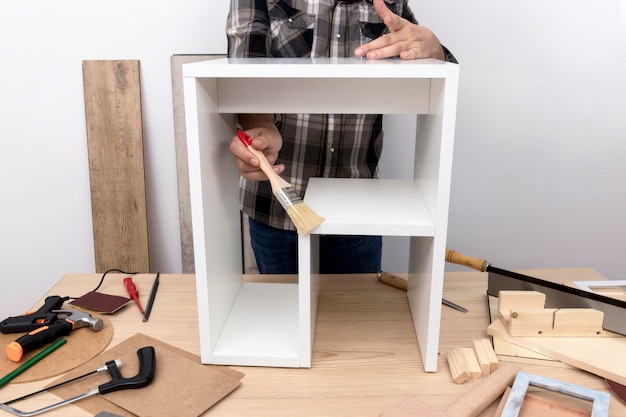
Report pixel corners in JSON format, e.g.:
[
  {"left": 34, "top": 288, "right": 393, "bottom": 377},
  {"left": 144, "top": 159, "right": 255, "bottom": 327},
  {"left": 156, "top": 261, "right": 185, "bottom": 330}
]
[{"left": 248, "top": 217, "right": 382, "bottom": 274}]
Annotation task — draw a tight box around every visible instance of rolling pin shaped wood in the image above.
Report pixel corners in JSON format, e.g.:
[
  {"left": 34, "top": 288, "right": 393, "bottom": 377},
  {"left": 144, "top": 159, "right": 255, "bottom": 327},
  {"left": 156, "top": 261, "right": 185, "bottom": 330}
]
[{"left": 379, "top": 363, "right": 520, "bottom": 417}]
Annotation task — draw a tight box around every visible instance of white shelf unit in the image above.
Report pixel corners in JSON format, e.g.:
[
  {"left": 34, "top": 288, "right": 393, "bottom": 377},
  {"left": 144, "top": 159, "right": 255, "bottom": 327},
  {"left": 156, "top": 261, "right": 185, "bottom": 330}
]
[{"left": 183, "top": 57, "right": 459, "bottom": 370}]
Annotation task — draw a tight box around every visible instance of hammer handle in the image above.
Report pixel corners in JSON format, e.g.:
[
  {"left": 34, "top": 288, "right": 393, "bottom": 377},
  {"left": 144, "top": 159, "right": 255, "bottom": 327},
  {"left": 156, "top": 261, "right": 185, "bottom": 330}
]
[
  {"left": 444, "top": 363, "right": 520, "bottom": 417},
  {"left": 6, "top": 320, "right": 72, "bottom": 362}
]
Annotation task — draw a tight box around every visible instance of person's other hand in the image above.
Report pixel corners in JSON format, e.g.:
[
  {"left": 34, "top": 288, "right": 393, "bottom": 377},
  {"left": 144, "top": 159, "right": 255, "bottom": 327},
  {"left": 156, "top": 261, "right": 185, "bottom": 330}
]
[
  {"left": 230, "top": 126, "right": 285, "bottom": 180},
  {"left": 354, "top": 0, "right": 445, "bottom": 60}
]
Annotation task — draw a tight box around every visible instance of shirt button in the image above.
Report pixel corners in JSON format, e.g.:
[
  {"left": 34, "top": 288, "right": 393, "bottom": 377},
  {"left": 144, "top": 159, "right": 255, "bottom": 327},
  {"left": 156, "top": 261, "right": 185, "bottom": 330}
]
[
  {"left": 336, "top": 33, "right": 341, "bottom": 38},
  {"left": 288, "top": 18, "right": 293, "bottom": 23},
  {"left": 329, "top": 147, "right": 335, "bottom": 153}
]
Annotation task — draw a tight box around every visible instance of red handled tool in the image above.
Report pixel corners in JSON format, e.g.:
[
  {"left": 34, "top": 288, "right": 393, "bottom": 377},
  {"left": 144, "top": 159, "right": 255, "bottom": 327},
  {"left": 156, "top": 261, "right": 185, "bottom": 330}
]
[{"left": 124, "top": 277, "right": 145, "bottom": 317}]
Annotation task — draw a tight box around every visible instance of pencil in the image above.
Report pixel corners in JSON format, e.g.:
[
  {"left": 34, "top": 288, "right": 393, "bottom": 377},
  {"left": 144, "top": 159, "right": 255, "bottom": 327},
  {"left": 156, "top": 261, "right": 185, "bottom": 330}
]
[
  {"left": 0, "top": 337, "right": 67, "bottom": 388},
  {"left": 237, "top": 129, "right": 325, "bottom": 235},
  {"left": 142, "top": 272, "right": 160, "bottom": 322}
]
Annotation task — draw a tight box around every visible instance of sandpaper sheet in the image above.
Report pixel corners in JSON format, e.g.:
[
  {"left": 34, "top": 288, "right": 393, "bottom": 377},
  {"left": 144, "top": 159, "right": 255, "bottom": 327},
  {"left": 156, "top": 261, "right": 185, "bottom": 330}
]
[
  {"left": 0, "top": 314, "right": 112, "bottom": 383},
  {"left": 48, "top": 333, "right": 243, "bottom": 417},
  {"left": 70, "top": 291, "right": 131, "bottom": 314}
]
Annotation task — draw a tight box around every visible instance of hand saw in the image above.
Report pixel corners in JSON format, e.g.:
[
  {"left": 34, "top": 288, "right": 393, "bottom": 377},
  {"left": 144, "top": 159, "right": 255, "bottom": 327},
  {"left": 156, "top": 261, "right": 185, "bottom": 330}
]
[{"left": 445, "top": 249, "right": 626, "bottom": 337}]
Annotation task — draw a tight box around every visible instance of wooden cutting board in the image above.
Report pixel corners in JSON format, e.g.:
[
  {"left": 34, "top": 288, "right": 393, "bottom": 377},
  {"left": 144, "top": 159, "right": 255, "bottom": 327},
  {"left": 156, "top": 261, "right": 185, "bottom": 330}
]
[
  {"left": 82, "top": 60, "right": 150, "bottom": 273},
  {"left": 488, "top": 318, "right": 626, "bottom": 385}
]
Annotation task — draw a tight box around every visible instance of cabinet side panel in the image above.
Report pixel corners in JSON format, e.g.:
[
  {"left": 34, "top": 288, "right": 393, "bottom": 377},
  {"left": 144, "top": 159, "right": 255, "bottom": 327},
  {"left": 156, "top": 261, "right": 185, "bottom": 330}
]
[
  {"left": 184, "top": 75, "right": 242, "bottom": 363},
  {"left": 407, "top": 237, "right": 442, "bottom": 372}
]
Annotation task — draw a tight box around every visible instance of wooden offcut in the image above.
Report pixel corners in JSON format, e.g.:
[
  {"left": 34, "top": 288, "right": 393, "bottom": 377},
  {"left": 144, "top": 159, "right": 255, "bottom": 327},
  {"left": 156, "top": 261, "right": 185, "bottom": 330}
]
[
  {"left": 82, "top": 60, "right": 149, "bottom": 272},
  {"left": 498, "top": 290, "right": 545, "bottom": 323},
  {"left": 508, "top": 308, "right": 605, "bottom": 337},
  {"left": 473, "top": 339, "right": 499, "bottom": 375}
]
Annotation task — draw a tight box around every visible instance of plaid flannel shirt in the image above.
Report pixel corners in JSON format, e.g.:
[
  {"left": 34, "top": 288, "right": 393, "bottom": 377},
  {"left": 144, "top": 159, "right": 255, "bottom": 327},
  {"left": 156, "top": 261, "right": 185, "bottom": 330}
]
[{"left": 226, "top": 0, "right": 457, "bottom": 231}]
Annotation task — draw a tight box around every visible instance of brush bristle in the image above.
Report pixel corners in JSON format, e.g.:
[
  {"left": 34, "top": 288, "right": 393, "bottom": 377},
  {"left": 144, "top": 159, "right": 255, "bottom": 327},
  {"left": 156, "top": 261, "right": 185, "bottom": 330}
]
[{"left": 287, "top": 202, "right": 325, "bottom": 235}]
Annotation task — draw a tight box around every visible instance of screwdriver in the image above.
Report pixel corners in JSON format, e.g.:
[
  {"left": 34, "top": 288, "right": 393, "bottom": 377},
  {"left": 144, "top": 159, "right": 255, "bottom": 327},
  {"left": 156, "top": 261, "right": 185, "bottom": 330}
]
[{"left": 123, "top": 277, "right": 145, "bottom": 317}]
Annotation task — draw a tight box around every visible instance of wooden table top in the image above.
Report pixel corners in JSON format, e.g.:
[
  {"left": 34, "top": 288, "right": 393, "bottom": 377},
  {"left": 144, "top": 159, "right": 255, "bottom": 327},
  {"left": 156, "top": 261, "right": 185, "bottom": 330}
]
[{"left": 1, "top": 268, "right": 624, "bottom": 416}]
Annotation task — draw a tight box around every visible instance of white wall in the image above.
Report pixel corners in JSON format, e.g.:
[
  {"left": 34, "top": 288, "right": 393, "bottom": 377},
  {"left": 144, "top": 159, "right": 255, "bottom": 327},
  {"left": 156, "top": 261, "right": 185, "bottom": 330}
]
[
  {"left": 417, "top": 0, "right": 626, "bottom": 278},
  {"left": 1, "top": 0, "right": 625, "bottom": 319},
  {"left": 0, "top": 0, "right": 229, "bottom": 318}
]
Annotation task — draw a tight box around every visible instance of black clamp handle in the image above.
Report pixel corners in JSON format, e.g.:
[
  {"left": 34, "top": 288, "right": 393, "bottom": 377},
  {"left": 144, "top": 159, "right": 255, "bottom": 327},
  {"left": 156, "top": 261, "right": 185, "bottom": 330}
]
[{"left": 99, "top": 346, "right": 156, "bottom": 395}]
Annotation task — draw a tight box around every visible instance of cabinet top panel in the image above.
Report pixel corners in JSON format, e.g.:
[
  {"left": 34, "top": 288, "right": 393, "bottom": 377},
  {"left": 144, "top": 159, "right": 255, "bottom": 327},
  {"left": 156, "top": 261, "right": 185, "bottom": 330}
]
[{"left": 183, "top": 57, "right": 458, "bottom": 79}]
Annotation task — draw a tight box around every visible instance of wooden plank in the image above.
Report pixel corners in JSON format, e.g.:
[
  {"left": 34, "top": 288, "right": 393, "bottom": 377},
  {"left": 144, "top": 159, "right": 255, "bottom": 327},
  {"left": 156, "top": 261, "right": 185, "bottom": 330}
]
[
  {"left": 82, "top": 60, "right": 149, "bottom": 272},
  {"left": 487, "top": 317, "right": 626, "bottom": 385},
  {"left": 171, "top": 54, "right": 248, "bottom": 274}
]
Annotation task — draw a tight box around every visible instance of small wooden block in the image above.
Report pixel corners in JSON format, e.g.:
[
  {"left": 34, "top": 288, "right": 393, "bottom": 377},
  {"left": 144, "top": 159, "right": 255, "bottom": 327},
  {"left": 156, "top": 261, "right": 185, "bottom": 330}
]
[
  {"left": 498, "top": 291, "right": 545, "bottom": 323},
  {"left": 447, "top": 348, "right": 471, "bottom": 384},
  {"left": 460, "top": 347, "right": 482, "bottom": 379},
  {"left": 473, "top": 339, "right": 499, "bottom": 376},
  {"left": 553, "top": 308, "right": 604, "bottom": 335}
]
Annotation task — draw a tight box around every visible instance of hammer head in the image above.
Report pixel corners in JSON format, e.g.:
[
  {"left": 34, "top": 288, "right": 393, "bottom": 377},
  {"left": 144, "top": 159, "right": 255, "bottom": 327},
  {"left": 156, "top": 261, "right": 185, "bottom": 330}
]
[{"left": 53, "top": 309, "right": 104, "bottom": 332}]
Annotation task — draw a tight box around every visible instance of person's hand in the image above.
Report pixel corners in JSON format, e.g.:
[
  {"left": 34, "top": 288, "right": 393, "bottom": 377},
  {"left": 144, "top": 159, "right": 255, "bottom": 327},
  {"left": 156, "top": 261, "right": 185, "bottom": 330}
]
[
  {"left": 354, "top": 0, "right": 445, "bottom": 61},
  {"left": 229, "top": 126, "right": 285, "bottom": 180}
]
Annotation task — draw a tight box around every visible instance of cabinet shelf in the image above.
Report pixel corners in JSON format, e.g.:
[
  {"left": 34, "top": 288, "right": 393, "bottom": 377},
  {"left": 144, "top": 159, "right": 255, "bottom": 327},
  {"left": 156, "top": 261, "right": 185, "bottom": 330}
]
[{"left": 305, "top": 178, "right": 435, "bottom": 236}]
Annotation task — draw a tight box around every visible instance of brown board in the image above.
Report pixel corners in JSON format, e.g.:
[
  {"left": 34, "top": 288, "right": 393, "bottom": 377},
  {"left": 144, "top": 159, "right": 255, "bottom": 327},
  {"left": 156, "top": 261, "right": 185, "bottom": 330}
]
[
  {"left": 82, "top": 60, "right": 149, "bottom": 272},
  {"left": 170, "top": 55, "right": 219, "bottom": 273}
]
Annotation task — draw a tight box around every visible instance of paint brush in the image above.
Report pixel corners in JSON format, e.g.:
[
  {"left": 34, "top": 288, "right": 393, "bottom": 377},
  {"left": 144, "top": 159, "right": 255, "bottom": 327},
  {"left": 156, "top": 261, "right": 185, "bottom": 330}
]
[{"left": 237, "top": 129, "right": 325, "bottom": 235}]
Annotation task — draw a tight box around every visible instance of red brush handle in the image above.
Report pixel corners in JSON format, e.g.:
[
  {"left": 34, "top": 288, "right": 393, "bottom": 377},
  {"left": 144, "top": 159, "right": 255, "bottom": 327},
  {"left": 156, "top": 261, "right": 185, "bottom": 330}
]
[
  {"left": 236, "top": 129, "right": 290, "bottom": 192},
  {"left": 237, "top": 129, "right": 253, "bottom": 146}
]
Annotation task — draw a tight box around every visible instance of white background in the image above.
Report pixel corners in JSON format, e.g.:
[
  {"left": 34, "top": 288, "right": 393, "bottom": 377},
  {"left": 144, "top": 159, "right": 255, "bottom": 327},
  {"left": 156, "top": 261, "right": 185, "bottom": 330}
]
[{"left": 1, "top": 0, "right": 625, "bottom": 318}]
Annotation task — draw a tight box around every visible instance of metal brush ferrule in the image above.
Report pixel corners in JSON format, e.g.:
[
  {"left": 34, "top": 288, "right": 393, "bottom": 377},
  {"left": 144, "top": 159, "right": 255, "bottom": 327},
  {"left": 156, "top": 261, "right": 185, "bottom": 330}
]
[{"left": 275, "top": 187, "right": 302, "bottom": 211}]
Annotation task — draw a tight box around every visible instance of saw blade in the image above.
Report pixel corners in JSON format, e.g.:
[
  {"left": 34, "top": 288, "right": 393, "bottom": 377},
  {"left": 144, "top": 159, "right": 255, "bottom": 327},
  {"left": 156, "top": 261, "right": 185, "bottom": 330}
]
[{"left": 487, "top": 266, "right": 626, "bottom": 337}]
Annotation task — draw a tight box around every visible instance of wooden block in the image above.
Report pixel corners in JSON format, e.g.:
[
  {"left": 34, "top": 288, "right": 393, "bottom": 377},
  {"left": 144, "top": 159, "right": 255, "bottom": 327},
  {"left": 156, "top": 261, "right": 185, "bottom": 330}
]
[
  {"left": 498, "top": 291, "right": 545, "bottom": 323},
  {"left": 460, "top": 347, "right": 482, "bottom": 379},
  {"left": 473, "top": 339, "right": 499, "bottom": 376},
  {"left": 447, "top": 348, "right": 471, "bottom": 384},
  {"left": 508, "top": 308, "right": 606, "bottom": 337},
  {"left": 553, "top": 308, "right": 604, "bottom": 335},
  {"left": 508, "top": 308, "right": 556, "bottom": 336},
  {"left": 82, "top": 60, "right": 149, "bottom": 273},
  {"left": 488, "top": 295, "right": 560, "bottom": 363}
]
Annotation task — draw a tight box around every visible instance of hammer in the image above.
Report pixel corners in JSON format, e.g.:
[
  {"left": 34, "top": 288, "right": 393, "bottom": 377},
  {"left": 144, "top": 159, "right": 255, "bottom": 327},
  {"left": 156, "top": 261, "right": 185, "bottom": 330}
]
[
  {"left": 380, "top": 363, "right": 520, "bottom": 417},
  {"left": 6, "top": 309, "right": 104, "bottom": 362}
]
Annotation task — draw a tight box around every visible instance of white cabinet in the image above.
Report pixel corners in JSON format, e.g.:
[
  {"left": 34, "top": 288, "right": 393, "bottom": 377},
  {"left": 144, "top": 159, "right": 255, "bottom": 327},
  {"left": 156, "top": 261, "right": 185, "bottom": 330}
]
[{"left": 183, "top": 57, "right": 459, "bottom": 370}]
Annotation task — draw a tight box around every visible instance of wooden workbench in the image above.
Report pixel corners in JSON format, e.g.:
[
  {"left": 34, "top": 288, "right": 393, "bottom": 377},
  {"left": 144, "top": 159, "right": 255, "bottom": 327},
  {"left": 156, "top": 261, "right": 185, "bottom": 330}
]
[{"left": 1, "top": 269, "right": 624, "bottom": 416}]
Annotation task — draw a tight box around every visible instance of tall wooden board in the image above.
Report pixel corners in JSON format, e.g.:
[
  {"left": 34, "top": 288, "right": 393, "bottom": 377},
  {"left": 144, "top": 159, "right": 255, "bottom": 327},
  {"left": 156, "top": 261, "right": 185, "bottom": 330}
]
[
  {"left": 171, "top": 54, "right": 258, "bottom": 274},
  {"left": 82, "top": 60, "right": 149, "bottom": 272}
]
